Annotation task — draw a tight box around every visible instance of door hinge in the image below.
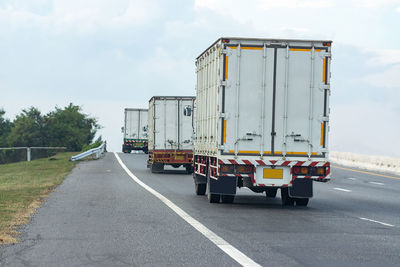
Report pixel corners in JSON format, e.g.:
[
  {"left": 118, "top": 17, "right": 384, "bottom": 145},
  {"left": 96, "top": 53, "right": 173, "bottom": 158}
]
[
  {"left": 320, "top": 116, "right": 329, "bottom": 122},
  {"left": 319, "top": 84, "right": 330, "bottom": 91},
  {"left": 323, "top": 52, "right": 331, "bottom": 58}
]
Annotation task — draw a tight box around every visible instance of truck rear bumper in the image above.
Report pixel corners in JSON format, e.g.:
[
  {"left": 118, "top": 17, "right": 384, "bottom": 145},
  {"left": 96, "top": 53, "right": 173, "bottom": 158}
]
[
  {"left": 149, "top": 150, "right": 193, "bottom": 165},
  {"left": 217, "top": 158, "right": 330, "bottom": 186},
  {"left": 123, "top": 139, "right": 148, "bottom": 149}
]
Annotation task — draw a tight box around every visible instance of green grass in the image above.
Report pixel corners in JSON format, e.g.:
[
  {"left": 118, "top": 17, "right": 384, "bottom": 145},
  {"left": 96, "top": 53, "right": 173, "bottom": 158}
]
[{"left": 0, "top": 152, "right": 77, "bottom": 244}]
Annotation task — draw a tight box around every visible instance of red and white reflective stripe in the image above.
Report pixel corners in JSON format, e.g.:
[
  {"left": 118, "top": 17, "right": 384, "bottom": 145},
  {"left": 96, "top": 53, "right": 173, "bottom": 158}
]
[
  {"left": 218, "top": 159, "right": 329, "bottom": 167},
  {"left": 220, "top": 174, "right": 251, "bottom": 178}
]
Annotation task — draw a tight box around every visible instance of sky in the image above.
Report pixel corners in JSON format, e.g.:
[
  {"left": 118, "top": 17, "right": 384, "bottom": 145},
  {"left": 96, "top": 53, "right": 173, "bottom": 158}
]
[{"left": 0, "top": 0, "right": 399, "bottom": 156}]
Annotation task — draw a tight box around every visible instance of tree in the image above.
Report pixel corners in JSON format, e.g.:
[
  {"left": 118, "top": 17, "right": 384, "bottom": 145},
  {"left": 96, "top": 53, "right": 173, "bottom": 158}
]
[
  {"left": 0, "top": 109, "right": 12, "bottom": 147},
  {"left": 45, "top": 103, "right": 100, "bottom": 151},
  {"left": 7, "top": 107, "right": 45, "bottom": 147}
]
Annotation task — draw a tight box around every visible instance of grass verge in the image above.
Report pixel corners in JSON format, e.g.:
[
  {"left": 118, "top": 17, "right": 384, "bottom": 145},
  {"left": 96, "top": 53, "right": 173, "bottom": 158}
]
[{"left": 0, "top": 152, "right": 77, "bottom": 244}]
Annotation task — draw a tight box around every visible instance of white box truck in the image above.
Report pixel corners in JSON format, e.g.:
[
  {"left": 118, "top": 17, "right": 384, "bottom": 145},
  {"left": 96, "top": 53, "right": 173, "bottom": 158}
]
[
  {"left": 147, "top": 96, "right": 195, "bottom": 173},
  {"left": 194, "top": 37, "right": 332, "bottom": 206},
  {"left": 122, "top": 108, "right": 148, "bottom": 153}
]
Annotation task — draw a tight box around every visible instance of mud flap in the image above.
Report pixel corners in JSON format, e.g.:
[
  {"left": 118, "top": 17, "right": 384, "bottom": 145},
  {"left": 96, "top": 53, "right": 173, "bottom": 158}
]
[
  {"left": 289, "top": 179, "right": 313, "bottom": 198},
  {"left": 194, "top": 174, "right": 206, "bottom": 184},
  {"left": 209, "top": 176, "right": 237, "bottom": 195}
]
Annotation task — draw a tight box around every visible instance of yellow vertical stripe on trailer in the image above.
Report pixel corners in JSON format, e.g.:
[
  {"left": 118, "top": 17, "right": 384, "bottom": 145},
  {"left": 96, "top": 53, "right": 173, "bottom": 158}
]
[
  {"left": 225, "top": 56, "right": 229, "bottom": 80},
  {"left": 320, "top": 123, "right": 324, "bottom": 146},
  {"left": 223, "top": 120, "right": 227, "bottom": 143},
  {"left": 323, "top": 58, "right": 326, "bottom": 83}
]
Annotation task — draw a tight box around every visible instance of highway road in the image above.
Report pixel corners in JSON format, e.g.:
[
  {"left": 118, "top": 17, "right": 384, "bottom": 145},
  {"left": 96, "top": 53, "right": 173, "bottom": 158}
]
[{"left": 1, "top": 152, "right": 399, "bottom": 266}]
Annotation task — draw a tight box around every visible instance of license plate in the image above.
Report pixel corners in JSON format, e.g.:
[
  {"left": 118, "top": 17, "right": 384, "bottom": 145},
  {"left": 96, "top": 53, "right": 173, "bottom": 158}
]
[
  {"left": 263, "top": 169, "right": 283, "bottom": 179},
  {"left": 175, "top": 155, "right": 184, "bottom": 160}
]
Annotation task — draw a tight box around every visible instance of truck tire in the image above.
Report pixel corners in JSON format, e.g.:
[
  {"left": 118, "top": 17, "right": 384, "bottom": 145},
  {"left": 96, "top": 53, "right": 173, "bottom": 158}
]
[
  {"left": 151, "top": 163, "right": 164, "bottom": 173},
  {"left": 186, "top": 165, "right": 194, "bottom": 174},
  {"left": 221, "top": 195, "right": 235, "bottom": 203},
  {"left": 265, "top": 188, "right": 278, "bottom": 198},
  {"left": 281, "top": 187, "right": 295, "bottom": 206},
  {"left": 208, "top": 192, "right": 220, "bottom": 203},
  {"left": 195, "top": 183, "right": 206, "bottom": 195},
  {"left": 171, "top": 164, "right": 181, "bottom": 168},
  {"left": 295, "top": 198, "right": 309, "bottom": 206}
]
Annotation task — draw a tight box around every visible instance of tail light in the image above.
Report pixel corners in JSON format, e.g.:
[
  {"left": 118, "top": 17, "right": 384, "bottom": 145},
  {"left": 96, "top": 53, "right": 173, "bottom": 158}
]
[
  {"left": 220, "top": 164, "right": 253, "bottom": 174},
  {"left": 237, "top": 165, "right": 253, "bottom": 174},
  {"left": 323, "top": 42, "right": 331, "bottom": 47},
  {"left": 293, "top": 166, "right": 326, "bottom": 176},
  {"left": 221, "top": 165, "right": 235, "bottom": 173},
  {"left": 310, "top": 167, "right": 325, "bottom": 176}
]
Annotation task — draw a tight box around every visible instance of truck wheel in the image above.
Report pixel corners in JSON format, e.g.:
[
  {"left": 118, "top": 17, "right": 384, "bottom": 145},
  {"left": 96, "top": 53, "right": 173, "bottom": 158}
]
[
  {"left": 186, "top": 165, "right": 194, "bottom": 174},
  {"left": 195, "top": 183, "right": 206, "bottom": 195},
  {"left": 221, "top": 195, "right": 235, "bottom": 203},
  {"left": 172, "top": 164, "right": 181, "bottom": 168},
  {"left": 151, "top": 163, "right": 163, "bottom": 173},
  {"left": 295, "top": 198, "right": 309, "bottom": 206},
  {"left": 265, "top": 188, "right": 278, "bottom": 198},
  {"left": 281, "top": 187, "right": 295, "bottom": 206},
  {"left": 208, "top": 193, "right": 220, "bottom": 203}
]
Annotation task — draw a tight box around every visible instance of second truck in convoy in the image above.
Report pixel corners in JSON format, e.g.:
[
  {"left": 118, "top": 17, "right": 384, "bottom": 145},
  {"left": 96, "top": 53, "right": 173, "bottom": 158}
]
[
  {"left": 193, "top": 37, "right": 332, "bottom": 206},
  {"left": 122, "top": 108, "right": 149, "bottom": 153},
  {"left": 147, "top": 96, "right": 196, "bottom": 174}
]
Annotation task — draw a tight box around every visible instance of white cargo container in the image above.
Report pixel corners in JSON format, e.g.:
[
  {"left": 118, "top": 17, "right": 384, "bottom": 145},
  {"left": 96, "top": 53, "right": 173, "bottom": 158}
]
[
  {"left": 147, "top": 96, "right": 195, "bottom": 173},
  {"left": 122, "top": 108, "right": 148, "bottom": 153},
  {"left": 194, "top": 37, "right": 332, "bottom": 206}
]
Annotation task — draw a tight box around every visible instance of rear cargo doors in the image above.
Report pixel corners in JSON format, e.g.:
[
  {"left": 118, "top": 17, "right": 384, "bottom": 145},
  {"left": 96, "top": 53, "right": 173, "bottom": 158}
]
[
  {"left": 274, "top": 46, "right": 329, "bottom": 156},
  {"left": 154, "top": 98, "right": 195, "bottom": 150},
  {"left": 138, "top": 110, "right": 148, "bottom": 139},
  {"left": 223, "top": 42, "right": 329, "bottom": 157}
]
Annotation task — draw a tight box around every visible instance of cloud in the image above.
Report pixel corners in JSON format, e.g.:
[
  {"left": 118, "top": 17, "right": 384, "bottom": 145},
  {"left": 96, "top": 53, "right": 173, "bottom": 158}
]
[
  {"left": 330, "top": 102, "right": 400, "bottom": 157},
  {"left": 362, "top": 65, "right": 400, "bottom": 88},
  {"left": 364, "top": 49, "right": 400, "bottom": 66},
  {"left": 360, "top": 48, "right": 400, "bottom": 89},
  {"left": 351, "top": 0, "right": 400, "bottom": 8},
  {"left": 0, "top": 0, "right": 161, "bottom": 34},
  {"left": 195, "top": 0, "right": 333, "bottom": 10}
]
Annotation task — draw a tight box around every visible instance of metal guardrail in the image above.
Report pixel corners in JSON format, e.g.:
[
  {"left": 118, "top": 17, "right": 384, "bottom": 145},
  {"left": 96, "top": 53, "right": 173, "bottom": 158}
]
[
  {"left": 71, "top": 142, "right": 106, "bottom": 161},
  {"left": 0, "top": 146, "right": 67, "bottom": 161}
]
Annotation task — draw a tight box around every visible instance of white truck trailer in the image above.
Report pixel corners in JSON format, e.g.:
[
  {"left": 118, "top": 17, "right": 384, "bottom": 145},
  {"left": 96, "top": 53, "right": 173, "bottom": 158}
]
[
  {"left": 194, "top": 37, "right": 331, "bottom": 206},
  {"left": 122, "top": 108, "right": 148, "bottom": 153},
  {"left": 147, "top": 96, "right": 196, "bottom": 173}
]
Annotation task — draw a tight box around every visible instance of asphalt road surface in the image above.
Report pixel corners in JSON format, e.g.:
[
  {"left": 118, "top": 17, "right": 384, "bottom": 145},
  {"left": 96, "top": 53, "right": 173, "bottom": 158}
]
[{"left": 1, "top": 152, "right": 399, "bottom": 266}]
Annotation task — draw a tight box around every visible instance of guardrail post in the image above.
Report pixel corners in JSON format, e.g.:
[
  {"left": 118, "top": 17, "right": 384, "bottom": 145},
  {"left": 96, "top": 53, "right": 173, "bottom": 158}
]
[{"left": 27, "top": 147, "right": 31, "bottom": 162}]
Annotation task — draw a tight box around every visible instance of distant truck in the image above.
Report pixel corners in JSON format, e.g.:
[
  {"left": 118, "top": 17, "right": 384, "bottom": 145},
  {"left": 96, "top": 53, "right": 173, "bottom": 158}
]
[
  {"left": 147, "top": 96, "right": 195, "bottom": 174},
  {"left": 193, "top": 37, "right": 332, "bottom": 206},
  {"left": 122, "top": 108, "right": 148, "bottom": 153}
]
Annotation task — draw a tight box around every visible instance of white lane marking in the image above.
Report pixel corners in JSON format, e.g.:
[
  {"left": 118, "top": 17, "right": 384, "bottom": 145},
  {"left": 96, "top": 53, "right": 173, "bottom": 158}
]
[
  {"left": 114, "top": 153, "right": 261, "bottom": 267},
  {"left": 359, "top": 217, "right": 394, "bottom": 227},
  {"left": 368, "top": 181, "right": 384, "bottom": 186},
  {"left": 347, "top": 177, "right": 356, "bottom": 180},
  {"left": 333, "top": 187, "right": 352, "bottom": 192}
]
